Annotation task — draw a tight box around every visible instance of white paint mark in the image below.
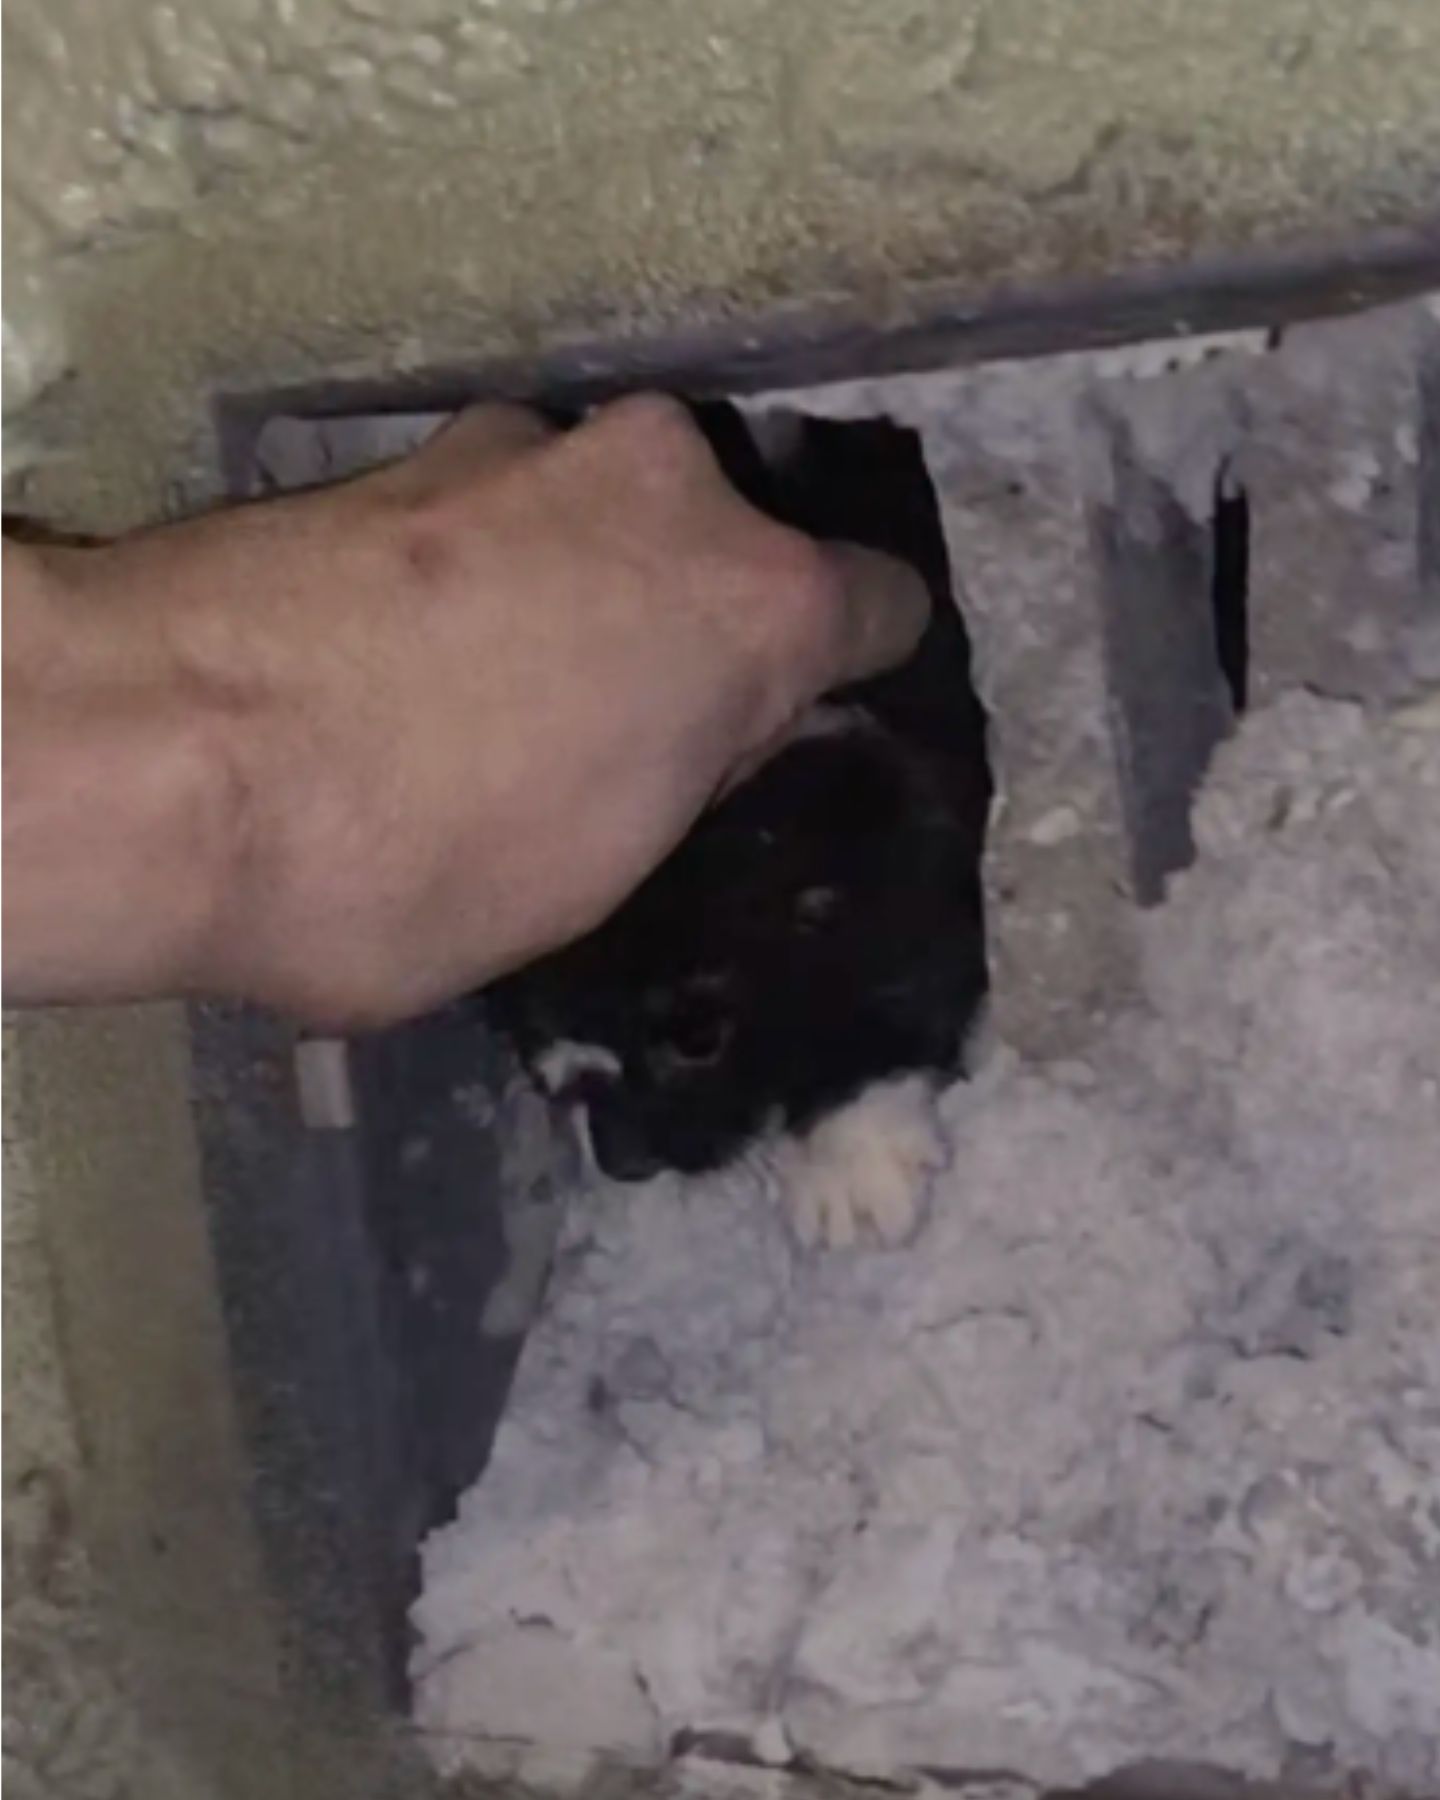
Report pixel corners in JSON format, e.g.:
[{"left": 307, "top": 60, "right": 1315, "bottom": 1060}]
[{"left": 294, "top": 1036, "right": 355, "bottom": 1129}]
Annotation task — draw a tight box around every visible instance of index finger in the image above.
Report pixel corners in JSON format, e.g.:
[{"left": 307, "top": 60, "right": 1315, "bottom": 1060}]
[{"left": 814, "top": 541, "right": 932, "bottom": 688}]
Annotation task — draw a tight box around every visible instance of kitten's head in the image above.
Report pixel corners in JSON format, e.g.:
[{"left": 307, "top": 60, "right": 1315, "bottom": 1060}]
[{"left": 493, "top": 714, "right": 988, "bottom": 1180}]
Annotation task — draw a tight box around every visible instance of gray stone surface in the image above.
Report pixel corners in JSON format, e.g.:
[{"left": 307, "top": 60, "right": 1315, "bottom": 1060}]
[{"left": 1242, "top": 304, "right": 1440, "bottom": 705}]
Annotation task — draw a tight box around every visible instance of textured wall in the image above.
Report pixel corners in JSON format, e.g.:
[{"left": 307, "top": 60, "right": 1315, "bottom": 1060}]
[{"left": 5, "top": 0, "right": 1440, "bottom": 523}]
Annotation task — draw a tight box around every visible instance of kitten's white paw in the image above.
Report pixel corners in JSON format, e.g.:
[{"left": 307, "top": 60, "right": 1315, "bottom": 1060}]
[{"left": 775, "top": 1075, "right": 949, "bottom": 1249}]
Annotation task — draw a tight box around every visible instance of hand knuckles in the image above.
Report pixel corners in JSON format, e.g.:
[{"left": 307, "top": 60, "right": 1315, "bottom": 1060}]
[{"left": 583, "top": 393, "right": 715, "bottom": 487}]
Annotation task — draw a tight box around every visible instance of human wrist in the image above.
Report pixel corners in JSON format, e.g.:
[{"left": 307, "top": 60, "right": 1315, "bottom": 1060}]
[{"left": 4, "top": 537, "right": 249, "bottom": 1006}]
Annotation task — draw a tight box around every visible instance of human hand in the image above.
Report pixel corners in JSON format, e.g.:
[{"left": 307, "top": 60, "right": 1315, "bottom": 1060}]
[{"left": 5, "top": 396, "right": 928, "bottom": 1026}]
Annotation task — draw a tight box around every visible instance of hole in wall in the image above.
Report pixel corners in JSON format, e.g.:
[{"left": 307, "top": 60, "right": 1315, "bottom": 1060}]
[
  {"left": 214, "top": 392, "right": 994, "bottom": 1698},
  {"left": 197, "top": 289, "right": 1440, "bottom": 1779},
  {"left": 490, "top": 400, "right": 994, "bottom": 1185},
  {"left": 1210, "top": 465, "right": 1250, "bottom": 715},
  {"left": 192, "top": 286, "right": 1440, "bottom": 1780}
]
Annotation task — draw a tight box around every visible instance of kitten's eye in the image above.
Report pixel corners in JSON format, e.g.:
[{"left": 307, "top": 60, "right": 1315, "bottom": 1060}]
[
  {"left": 643, "top": 971, "right": 736, "bottom": 1076},
  {"left": 794, "top": 884, "right": 842, "bottom": 929},
  {"left": 645, "top": 982, "right": 734, "bottom": 1076},
  {"left": 664, "top": 1002, "right": 732, "bottom": 1067}
]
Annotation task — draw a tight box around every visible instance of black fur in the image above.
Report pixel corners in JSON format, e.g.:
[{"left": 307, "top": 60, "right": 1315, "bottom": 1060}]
[{"left": 486, "top": 408, "right": 991, "bottom": 1181}]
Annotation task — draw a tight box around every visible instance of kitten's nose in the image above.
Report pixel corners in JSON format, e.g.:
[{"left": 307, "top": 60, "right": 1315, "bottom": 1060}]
[{"left": 588, "top": 1104, "right": 665, "bottom": 1183}]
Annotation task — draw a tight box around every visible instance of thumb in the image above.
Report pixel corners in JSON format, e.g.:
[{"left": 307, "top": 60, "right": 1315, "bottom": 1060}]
[
  {"left": 714, "top": 545, "right": 932, "bottom": 798},
  {"left": 814, "top": 542, "right": 932, "bottom": 688}
]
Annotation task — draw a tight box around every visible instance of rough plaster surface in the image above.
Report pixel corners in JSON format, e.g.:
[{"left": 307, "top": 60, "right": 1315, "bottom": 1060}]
[
  {"left": 5, "top": 0, "right": 1440, "bottom": 520},
  {"left": 2, "top": 1011, "right": 292, "bottom": 1800},
  {"left": 2, "top": 1031, "right": 195, "bottom": 1800},
  {"left": 411, "top": 689, "right": 1440, "bottom": 1796}
]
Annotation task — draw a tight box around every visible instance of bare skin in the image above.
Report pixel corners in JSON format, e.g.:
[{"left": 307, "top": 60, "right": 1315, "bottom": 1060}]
[{"left": 4, "top": 396, "right": 928, "bottom": 1028}]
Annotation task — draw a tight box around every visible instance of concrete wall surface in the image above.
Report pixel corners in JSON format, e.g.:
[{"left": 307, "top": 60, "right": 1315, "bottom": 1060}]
[
  {"left": 3, "top": 3, "right": 1439, "bottom": 1797},
  {"left": 5, "top": 0, "right": 1440, "bottom": 523}
]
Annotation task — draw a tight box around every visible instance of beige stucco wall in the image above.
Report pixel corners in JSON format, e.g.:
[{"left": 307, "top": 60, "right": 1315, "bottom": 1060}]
[
  {"left": 6, "top": 0, "right": 1440, "bottom": 526},
  {"left": 4, "top": 4, "right": 1440, "bottom": 1797},
  {"left": 3, "top": 1012, "right": 286, "bottom": 1800}
]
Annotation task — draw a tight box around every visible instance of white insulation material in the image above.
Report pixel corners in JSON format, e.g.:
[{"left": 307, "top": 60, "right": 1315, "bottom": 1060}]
[{"left": 412, "top": 690, "right": 1440, "bottom": 1795}]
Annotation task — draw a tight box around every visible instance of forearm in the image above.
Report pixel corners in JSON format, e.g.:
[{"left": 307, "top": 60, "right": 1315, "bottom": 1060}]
[
  {"left": 3, "top": 400, "right": 924, "bottom": 1027},
  {"left": 3, "top": 537, "right": 238, "bottom": 1007}
]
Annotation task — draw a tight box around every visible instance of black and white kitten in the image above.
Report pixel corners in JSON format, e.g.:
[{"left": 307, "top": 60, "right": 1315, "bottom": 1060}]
[{"left": 486, "top": 406, "right": 991, "bottom": 1243}]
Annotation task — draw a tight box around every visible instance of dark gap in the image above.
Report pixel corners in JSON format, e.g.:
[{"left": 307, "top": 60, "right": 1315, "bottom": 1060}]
[
  {"left": 490, "top": 401, "right": 993, "bottom": 1181},
  {"left": 1089, "top": 413, "right": 1236, "bottom": 906},
  {"left": 1046, "top": 1759, "right": 1314, "bottom": 1800},
  {"left": 1419, "top": 335, "right": 1440, "bottom": 605},
  {"left": 694, "top": 400, "right": 993, "bottom": 774},
  {"left": 190, "top": 1004, "right": 421, "bottom": 1708},
  {"left": 1210, "top": 466, "right": 1250, "bottom": 713}
]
